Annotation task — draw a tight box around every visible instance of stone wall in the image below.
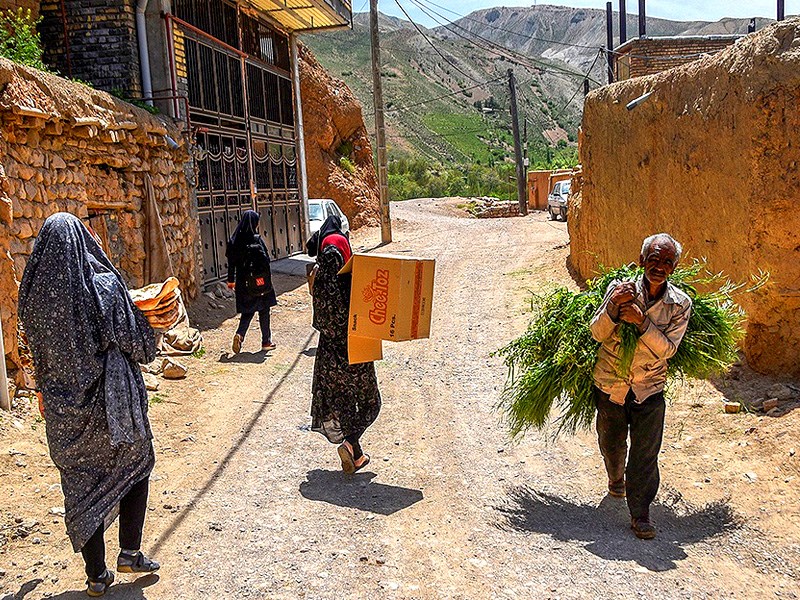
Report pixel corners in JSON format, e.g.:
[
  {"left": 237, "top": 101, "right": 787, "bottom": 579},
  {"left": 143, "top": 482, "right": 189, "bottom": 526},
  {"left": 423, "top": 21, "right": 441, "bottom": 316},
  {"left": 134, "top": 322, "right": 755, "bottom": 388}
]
[
  {"left": 615, "top": 35, "right": 740, "bottom": 81},
  {"left": 0, "top": 57, "right": 198, "bottom": 369},
  {"left": 569, "top": 19, "right": 800, "bottom": 377},
  {"left": 39, "top": 0, "right": 141, "bottom": 97}
]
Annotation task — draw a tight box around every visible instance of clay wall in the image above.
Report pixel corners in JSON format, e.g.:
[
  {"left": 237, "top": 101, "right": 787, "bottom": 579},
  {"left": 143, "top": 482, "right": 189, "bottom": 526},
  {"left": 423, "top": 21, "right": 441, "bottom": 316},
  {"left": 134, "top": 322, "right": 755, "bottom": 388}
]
[
  {"left": 569, "top": 19, "right": 800, "bottom": 377},
  {"left": 0, "top": 57, "right": 199, "bottom": 370}
]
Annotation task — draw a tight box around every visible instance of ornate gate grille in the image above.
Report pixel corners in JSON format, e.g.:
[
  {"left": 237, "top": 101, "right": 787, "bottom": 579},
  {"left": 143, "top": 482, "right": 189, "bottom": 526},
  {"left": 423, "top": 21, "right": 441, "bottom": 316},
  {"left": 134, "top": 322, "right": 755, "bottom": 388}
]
[{"left": 174, "top": 0, "right": 304, "bottom": 284}]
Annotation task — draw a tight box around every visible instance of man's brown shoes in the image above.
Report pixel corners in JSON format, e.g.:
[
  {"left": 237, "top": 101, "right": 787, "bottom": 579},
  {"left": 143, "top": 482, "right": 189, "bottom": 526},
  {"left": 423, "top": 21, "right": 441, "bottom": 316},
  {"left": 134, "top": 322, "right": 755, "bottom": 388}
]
[{"left": 631, "top": 517, "right": 656, "bottom": 540}]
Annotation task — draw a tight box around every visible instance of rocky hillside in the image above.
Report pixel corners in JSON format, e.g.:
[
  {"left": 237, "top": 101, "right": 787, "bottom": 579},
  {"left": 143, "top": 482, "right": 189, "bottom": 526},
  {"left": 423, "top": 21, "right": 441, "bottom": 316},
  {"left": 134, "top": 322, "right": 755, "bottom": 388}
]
[
  {"left": 298, "top": 45, "right": 380, "bottom": 228},
  {"left": 304, "top": 6, "right": 772, "bottom": 165}
]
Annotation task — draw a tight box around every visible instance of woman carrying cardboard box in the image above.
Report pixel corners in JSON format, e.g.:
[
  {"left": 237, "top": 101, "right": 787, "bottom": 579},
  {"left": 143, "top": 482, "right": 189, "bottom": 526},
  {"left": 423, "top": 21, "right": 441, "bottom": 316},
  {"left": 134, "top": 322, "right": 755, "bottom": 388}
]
[{"left": 308, "top": 216, "right": 381, "bottom": 473}]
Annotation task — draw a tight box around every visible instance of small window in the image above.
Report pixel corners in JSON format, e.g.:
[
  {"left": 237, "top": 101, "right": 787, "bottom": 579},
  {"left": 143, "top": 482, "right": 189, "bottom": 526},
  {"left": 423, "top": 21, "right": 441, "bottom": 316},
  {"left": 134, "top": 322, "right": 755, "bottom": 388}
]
[{"left": 551, "top": 183, "right": 560, "bottom": 195}]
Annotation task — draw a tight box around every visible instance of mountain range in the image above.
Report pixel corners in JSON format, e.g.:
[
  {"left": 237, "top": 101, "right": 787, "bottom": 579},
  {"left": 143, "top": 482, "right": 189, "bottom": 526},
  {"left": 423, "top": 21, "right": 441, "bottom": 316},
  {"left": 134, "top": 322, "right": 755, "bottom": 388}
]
[{"left": 304, "top": 4, "right": 771, "bottom": 167}]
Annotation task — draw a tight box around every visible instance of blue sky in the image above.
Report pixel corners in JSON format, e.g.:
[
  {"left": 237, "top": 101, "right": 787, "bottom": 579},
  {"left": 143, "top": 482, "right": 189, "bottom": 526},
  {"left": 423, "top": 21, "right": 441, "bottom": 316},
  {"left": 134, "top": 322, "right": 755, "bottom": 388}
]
[{"left": 367, "top": 1, "right": 793, "bottom": 28}]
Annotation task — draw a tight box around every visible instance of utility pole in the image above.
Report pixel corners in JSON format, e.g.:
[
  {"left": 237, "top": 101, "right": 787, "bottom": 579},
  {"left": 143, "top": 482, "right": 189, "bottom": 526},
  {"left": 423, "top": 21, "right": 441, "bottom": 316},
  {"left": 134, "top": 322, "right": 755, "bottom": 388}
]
[
  {"left": 605, "top": 2, "right": 614, "bottom": 84},
  {"left": 507, "top": 68, "right": 528, "bottom": 216},
  {"left": 523, "top": 119, "right": 529, "bottom": 171},
  {"left": 778, "top": 0, "right": 785, "bottom": 21},
  {"left": 370, "top": 0, "right": 392, "bottom": 243}
]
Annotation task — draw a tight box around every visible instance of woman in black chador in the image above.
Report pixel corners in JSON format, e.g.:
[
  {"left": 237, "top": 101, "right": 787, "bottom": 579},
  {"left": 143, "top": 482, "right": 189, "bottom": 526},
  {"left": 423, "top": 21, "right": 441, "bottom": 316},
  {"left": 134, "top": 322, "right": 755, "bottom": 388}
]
[
  {"left": 18, "top": 213, "right": 160, "bottom": 597},
  {"left": 226, "top": 210, "right": 277, "bottom": 353},
  {"left": 308, "top": 216, "right": 381, "bottom": 473}
]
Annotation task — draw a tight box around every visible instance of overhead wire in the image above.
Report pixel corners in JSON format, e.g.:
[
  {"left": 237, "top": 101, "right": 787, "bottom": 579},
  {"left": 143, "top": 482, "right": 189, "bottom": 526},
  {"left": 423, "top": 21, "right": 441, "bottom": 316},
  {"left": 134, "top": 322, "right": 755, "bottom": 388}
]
[
  {"left": 392, "top": 0, "right": 482, "bottom": 84},
  {"left": 548, "top": 48, "right": 602, "bottom": 122},
  {"left": 412, "top": 0, "right": 605, "bottom": 51},
  {"left": 364, "top": 74, "right": 506, "bottom": 117},
  {"left": 408, "top": 0, "right": 601, "bottom": 84}
]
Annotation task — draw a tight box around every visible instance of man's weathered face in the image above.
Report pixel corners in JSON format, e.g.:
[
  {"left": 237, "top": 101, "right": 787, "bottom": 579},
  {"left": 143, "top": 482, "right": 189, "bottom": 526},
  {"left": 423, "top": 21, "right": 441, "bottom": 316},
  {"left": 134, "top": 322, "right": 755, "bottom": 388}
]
[{"left": 639, "top": 242, "right": 677, "bottom": 286}]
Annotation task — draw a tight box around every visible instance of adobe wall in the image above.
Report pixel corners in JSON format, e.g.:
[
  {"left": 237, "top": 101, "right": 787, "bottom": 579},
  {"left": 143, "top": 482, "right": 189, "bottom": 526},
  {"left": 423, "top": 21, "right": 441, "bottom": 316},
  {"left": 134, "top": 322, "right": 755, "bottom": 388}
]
[
  {"left": 569, "top": 19, "right": 800, "bottom": 376},
  {"left": 0, "top": 57, "right": 199, "bottom": 370}
]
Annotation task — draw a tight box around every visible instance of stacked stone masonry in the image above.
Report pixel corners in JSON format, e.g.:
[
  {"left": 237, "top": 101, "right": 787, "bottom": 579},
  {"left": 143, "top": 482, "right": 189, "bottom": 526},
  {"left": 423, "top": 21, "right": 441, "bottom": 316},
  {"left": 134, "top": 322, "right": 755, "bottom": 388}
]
[
  {"left": 569, "top": 19, "right": 800, "bottom": 377},
  {"left": 0, "top": 57, "right": 198, "bottom": 371},
  {"left": 39, "top": 0, "right": 141, "bottom": 97},
  {"left": 615, "top": 37, "right": 740, "bottom": 80}
]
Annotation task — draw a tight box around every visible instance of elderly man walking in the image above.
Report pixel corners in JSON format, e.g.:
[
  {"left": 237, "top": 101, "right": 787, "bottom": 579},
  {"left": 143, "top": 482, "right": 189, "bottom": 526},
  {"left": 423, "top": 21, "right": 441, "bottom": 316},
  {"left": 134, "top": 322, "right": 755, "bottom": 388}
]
[{"left": 589, "top": 233, "right": 692, "bottom": 539}]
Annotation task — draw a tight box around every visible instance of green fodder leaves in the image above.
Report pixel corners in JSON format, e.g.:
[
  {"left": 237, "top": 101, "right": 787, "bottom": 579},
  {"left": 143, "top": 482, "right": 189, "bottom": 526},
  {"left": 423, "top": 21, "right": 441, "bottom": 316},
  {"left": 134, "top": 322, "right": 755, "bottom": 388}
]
[{"left": 496, "top": 260, "right": 757, "bottom": 439}]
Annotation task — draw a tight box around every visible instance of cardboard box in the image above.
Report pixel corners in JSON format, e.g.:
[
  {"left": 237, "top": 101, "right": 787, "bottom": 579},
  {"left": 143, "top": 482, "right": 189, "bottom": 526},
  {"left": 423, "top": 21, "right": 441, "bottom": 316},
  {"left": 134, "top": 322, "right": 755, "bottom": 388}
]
[{"left": 339, "top": 253, "right": 435, "bottom": 363}]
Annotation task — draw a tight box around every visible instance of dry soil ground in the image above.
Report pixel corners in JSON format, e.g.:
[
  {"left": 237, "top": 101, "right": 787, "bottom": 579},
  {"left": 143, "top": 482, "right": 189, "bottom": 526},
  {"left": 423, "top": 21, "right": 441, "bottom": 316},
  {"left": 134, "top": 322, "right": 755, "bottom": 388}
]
[{"left": 1, "top": 199, "right": 799, "bottom": 600}]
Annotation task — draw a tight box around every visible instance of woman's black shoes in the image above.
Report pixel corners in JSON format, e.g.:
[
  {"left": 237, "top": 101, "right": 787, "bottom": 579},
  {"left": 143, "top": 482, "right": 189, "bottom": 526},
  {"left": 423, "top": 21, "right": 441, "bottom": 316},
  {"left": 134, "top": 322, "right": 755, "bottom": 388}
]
[
  {"left": 86, "top": 569, "right": 114, "bottom": 597},
  {"left": 116, "top": 550, "right": 161, "bottom": 574}
]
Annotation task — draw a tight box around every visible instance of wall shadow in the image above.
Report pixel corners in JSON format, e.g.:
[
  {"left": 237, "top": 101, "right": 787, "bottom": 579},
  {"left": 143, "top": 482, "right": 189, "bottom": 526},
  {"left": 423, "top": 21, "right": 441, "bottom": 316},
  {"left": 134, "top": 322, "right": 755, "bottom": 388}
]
[
  {"left": 299, "top": 469, "right": 423, "bottom": 516},
  {"left": 7, "top": 575, "right": 158, "bottom": 600},
  {"left": 496, "top": 487, "right": 739, "bottom": 572}
]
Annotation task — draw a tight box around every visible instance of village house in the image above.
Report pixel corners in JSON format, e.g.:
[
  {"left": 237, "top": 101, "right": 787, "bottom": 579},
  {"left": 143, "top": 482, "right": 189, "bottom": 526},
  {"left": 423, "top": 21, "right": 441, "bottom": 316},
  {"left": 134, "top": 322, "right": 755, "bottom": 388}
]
[
  {"left": 613, "top": 34, "right": 743, "bottom": 81},
  {"left": 0, "top": 0, "right": 353, "bottom": 384},
  {"left": 7, "top": 0, "right": 353, "bottom": 286}
]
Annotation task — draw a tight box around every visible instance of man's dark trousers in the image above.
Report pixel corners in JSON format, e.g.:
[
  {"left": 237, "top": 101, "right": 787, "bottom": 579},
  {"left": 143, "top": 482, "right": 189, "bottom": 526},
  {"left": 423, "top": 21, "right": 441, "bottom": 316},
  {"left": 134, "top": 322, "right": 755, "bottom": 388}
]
[{"left": 594, "top": 386, "right": 666, "bottom": 520}]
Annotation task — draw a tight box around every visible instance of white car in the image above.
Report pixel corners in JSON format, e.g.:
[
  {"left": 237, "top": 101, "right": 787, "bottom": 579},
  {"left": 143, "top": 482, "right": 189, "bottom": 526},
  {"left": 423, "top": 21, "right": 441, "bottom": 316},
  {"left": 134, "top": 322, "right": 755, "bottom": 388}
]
[{"left": 308, "top": 198, "right": 350, "bottom": 235}]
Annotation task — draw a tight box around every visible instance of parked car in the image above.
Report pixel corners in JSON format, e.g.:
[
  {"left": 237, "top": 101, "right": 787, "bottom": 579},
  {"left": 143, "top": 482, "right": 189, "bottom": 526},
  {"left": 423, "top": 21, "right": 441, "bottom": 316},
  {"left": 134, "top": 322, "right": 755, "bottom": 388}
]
[
  {"left": 308, "top": 198, "right": 350, "bottom": 235},
  {"left": 547, "top": 180, "right": 571, "bottom": 221}
]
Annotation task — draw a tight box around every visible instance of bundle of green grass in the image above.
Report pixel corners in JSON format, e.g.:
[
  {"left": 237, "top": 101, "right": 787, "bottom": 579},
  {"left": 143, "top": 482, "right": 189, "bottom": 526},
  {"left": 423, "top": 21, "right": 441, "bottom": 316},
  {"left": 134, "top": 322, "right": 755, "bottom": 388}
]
[{"left": 496, "top": 260, "right": 762, "bottom": 439}]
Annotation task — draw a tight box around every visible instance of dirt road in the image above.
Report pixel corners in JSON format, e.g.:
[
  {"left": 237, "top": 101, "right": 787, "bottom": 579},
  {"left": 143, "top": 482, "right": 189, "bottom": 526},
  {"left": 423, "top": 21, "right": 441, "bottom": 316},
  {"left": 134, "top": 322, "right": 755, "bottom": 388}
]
[{"left": 2, "top": 199, "right": 798, "bottom": 599}]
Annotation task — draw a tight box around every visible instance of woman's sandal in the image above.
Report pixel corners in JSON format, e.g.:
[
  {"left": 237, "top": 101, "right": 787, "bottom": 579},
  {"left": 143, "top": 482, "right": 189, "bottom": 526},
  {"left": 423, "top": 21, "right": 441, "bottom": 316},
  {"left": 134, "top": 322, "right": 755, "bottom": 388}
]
[
  {"left": 337, "top": 444, "right": 356, "bottom": 474},
  {"left": 353, "top": 454, "right": 370, "bottom": 473},
  {"left": 86, "top": 569, "right": 114, "bottom": 597},
  {"left": 116, "top": 550, "right": 160, "bottom": 574}
]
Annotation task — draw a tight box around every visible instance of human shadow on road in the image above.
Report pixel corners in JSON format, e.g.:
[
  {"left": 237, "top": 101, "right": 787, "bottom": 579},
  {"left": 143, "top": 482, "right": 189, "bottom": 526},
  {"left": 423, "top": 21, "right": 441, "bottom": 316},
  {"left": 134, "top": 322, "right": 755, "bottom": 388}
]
[
  {"left": 8, "top": 575, "right": 158, "bottom": 600},
  {"left": 2, "top": 578, "right": 42, "bottom": 600},
  {"left": 300, "top": 469, "right": 423, "bottom": 516},
  {"left": 301, "top": 346, "right": 317, "bottom": 357},
  {"left": 497, "top": 487, "right": 739, "bottom": 572},
  {"left": 218, "top": 350, "right": 268, "bottom": 364}
]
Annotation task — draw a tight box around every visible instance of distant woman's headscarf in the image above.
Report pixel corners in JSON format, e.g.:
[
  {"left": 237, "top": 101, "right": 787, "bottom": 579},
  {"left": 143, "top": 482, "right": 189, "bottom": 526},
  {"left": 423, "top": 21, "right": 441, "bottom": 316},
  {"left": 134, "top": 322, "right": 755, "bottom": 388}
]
[
  {"left": 306, "top": 215, "right": 346, "bottom": 257},
  {"left": 227, "top": 210, "right": 260, "bottom": 262},
  {"left": 18, "top": 213, "right": 156, "bottom": 445}
]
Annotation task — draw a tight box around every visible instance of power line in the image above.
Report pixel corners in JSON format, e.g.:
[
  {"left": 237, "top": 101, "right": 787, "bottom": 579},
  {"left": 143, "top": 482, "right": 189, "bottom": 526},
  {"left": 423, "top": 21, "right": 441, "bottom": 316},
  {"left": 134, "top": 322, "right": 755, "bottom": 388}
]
[
  {"left": 393, "top": 0, "right": 482, "bottom": 84},
  {"left": 365, "top": 74, "right": 506, "bottom": 116},
  {"left": 415, "top": 0, "right": 604, "bottom": 51},
  {"left": 408, "top": 0, "right": 601, "bottom": 84},
  {"left": 549, "top": 49, "right": 602, "bottom": 122}
]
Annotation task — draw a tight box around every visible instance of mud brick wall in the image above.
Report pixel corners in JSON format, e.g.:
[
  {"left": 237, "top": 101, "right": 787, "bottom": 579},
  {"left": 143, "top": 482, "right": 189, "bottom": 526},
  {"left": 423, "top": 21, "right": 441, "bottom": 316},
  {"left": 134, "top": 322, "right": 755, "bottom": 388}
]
[
  {"left": 616, "top": 36, "right": 739, "bottom": 81},
  {"left": 39, "top": 0, "right": 141, "bottom": 96},
  {"left": 0, "top": 57, "right": 199, "bottom": 370},
  {"left": 569, "top": 19, "right": 800, "bottom": 377}
]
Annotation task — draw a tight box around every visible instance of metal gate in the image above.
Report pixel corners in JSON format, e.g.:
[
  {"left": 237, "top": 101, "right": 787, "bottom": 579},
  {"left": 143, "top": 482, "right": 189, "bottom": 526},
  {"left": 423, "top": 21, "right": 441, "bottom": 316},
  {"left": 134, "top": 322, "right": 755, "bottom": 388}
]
[{"left": 175, "top": 1, "right": 303, "bottom": 284}]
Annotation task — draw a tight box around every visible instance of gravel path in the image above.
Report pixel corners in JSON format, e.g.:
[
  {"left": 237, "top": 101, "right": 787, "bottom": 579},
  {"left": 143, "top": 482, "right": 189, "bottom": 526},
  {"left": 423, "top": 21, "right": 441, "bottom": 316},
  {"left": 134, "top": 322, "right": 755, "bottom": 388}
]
[{"left": 3, "top": 199, "right": 798, "bottom": 600}]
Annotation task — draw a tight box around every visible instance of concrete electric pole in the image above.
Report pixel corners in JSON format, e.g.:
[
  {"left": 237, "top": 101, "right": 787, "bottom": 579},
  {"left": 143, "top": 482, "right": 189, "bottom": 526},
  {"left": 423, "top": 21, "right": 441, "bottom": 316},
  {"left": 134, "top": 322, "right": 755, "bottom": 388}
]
[
  {"left": 370, "top": 0, "right": 392, "bottom": 244},
  {"left": 507, "top": 68, "right": 528, "bottom": 216}
]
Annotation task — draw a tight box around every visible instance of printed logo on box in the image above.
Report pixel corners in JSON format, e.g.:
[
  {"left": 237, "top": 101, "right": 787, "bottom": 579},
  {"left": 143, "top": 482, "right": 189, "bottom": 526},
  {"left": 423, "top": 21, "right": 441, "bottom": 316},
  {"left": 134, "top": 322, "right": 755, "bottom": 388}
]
[{"left": 362, "top": 269, "right": 390, "bottom": 325}]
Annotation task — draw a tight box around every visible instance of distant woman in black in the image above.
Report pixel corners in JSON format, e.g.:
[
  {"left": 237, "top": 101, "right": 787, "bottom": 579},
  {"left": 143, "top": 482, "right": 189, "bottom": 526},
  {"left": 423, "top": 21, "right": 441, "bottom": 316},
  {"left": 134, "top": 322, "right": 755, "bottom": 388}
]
[{"left": 226, "top": 210, "right": 277, "bottom": 353}]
